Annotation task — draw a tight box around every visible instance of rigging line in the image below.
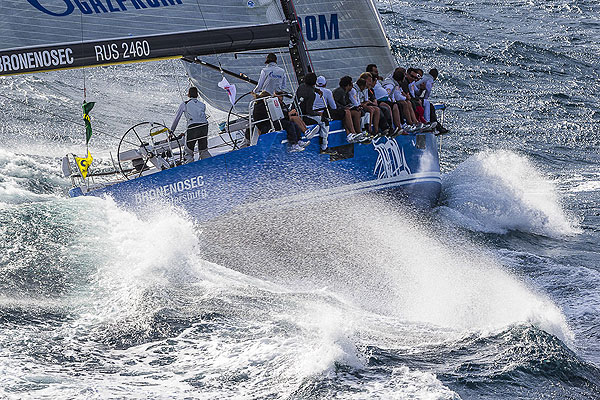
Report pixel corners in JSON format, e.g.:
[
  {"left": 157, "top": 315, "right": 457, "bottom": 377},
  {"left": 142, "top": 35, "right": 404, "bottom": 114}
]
[
  {"left": 79, "top": 11, "right": 87, "bottom": 103},
  {"left": 79, "top": 7, "right": 89, "bottom": 155},
  {"left": 171, "top": 59, "right": 185, "bottom": 103},
  {"left": 171, "top": 59, "right": 213, "bottom": 133},
  {"left": 171, "top": 63, "right": 215, "bottom": 140},
  {"left": 192, "top": 0, "right": 224, "bottom": 73},
  {"left": 0, "top": 92, "right": 139, "bottom": 147},
  {"left": 277, "top": 48, "right": 298, "bottom": 108},
  {"left": 385, "top": 0, "right": 402, "bottom": 64}
]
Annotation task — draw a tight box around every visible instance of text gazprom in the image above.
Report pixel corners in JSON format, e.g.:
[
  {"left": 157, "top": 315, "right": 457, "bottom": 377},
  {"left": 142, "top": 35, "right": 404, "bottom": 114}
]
[{"left": 27, "top": 0, "right": 183, "bottom": 16}]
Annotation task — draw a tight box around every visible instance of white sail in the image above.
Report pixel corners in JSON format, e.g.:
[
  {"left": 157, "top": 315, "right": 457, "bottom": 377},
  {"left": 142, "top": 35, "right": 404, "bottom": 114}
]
[{"left": 184, "top": 0, "right": 396, "bottom": 112}]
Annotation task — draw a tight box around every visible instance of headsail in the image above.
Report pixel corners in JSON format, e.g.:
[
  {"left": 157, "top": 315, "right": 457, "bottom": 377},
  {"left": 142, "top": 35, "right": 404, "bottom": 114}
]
[{"left": 0, "top": 1, "right": 290, "bottom": 75}]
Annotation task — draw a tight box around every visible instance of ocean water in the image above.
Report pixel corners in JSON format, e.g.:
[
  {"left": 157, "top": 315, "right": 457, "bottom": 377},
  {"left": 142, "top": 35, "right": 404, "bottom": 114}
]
[{"left": 1, "top": 0, "right": 600, "bottom": 399}]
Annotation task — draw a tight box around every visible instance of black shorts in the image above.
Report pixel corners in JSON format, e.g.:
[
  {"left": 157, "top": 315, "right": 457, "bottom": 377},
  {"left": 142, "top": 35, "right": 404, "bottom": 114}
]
[
  {"left": 351, "top": 106, "right": 366, "bottom": 117},
  {"left": 329, "top": 108, "right": 346, "bottom": 120},
  {"left": 186, "top": 123, "right": 209, "bottom": 151},
  {"left": 256, "top": 121, "right": 272, "bottom": 134},
  {"left": 302, "top": 116, "right": 319, "bottom": 125},
  {"left": 378, "top": 100, "right": 395, "bottom": 109}
]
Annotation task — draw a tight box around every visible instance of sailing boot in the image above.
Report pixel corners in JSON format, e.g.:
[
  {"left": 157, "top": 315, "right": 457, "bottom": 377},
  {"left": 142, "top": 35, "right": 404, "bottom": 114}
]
[{"left": 184, "top": 147, "right": 195, "bottom": 163}]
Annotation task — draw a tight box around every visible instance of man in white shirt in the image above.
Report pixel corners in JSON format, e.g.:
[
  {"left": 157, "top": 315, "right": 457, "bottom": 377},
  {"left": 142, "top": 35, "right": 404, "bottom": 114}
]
[
  {"left": 385, "top": 68, "right": 419, "bottom": 128},
  {"left": 171, "top": 87, "right": 209, "bottom": 163},
  {"left": 313, "top": 76, "right": 336, "bottom": 114},
  {"left": 253, "top": 53, "right": 287, "bottom": 96},
  {"left": 414, "top": 68, "right": 437, "bottom": 122},
  {"left": 367, "top": 64, "right": 406, "bottom": 134},
  {"left": 298, "top": 74, "right": 332, "bottom": 154}
]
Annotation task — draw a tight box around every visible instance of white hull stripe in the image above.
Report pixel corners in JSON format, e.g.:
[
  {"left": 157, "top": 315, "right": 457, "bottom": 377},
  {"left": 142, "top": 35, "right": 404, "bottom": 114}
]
[{"left": 243, "top": 172, "right": 441, "bottom": 210}]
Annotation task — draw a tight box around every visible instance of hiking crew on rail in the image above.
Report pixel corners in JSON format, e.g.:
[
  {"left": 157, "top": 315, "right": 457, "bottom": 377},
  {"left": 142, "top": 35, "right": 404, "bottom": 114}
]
[{"left": 171, "top": 55, "right": 449, "bottom": 159}]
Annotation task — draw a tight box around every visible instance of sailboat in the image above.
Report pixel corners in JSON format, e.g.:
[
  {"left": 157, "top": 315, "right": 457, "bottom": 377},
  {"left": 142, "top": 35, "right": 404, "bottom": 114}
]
[{"left": 0, "top": 0, "right": 443, "bottom": 221}]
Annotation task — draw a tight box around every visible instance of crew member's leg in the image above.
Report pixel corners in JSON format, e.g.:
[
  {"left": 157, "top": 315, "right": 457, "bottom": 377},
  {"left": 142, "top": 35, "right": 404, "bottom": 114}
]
[
  {"left": 401, "top": 100, "right": 418, "bottom": 125},
  {"left": 314, "top": 114, "right": 330, "bottom": 151},
  {"left": 185, "top": 124, "right": 202, "bottom": 163},
  {"left": 423, "top": 98, "right": 431, "bottom": 122},
  {"left": 351, "top": 109, "right": 362, "bottom": 134},
  {"left": 302, "top": 116, "right": 321, "bottom": 140},
  {"left": 291, "top": 122, "right": 303, "bottom": 143},
  {"left": 391, "top": 103, "right": 402, "bottom": 129},
  {"left": 342, "top": 109, "right": 355, "bottom": 135},
  {"left": 197, "top": 123, "right": 210, "bottom": 159},
  {"left": 429, "top": 103, "right": 448, "bottom": 133},
  {"left": 371, "top": 106, "right": 380, "bottom": 134},
  {"left": 281, "top": 120, "right": 307, "bottom": 150},
  {"left": 364, "top": 105, "right": 379, "bottom": 135},
  {"left": 429, "top": 103, "right": 437, "bottom": 123},
  {"left": 319, "top": 122, "right": 330, "bottom": 151},
  {"left": 280, "top": 119, "right": 296, "bottom": 145},
  {"left": 288, "top": 110, "right": 307, "bottom": 133},
  {"left": 378, "top": 101, "right": 393, "bottom": 131},
  {"left": 377, "top": 105, "right": 391, "bottom": 133}
]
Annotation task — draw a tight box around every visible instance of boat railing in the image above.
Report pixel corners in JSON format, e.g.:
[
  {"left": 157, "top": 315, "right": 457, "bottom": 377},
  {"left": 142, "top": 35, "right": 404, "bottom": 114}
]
[
  {"left": 248, "top": 96, "right": 285, "bottom": 145},
  {"left": 434, "top": 103, "right": 446, "bottom": 127},
  {"left": 433, "top": 103, "right": 447, "bottom": 153},
  {"left": 62, "top": 152, "right": 129, "bottom": 193}
]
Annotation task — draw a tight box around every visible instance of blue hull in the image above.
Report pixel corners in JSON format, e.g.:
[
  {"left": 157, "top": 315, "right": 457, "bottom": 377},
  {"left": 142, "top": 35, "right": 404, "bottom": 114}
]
[{"left": 72, "top": 121, "right": 441, "bottom": 221}]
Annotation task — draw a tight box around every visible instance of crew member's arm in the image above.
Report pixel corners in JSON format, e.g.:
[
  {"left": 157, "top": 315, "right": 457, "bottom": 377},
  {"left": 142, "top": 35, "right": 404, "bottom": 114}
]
[
  {"left": 325, "top": 91, "right": 337, "bottom": 110},
  {"left": 394, "top": 88, "right": 407, "bottom": 102},
  {"left": 170, "top": 102, "right": 185, "bottom": 132},
  {"left": 253, "top": 69, "right": 267, "bottom": 94},
  {"left": 349, "top": 88, "right": 360, "bottom": 108},
  {"left": 279, "top": 72, "right": 288, "bottom": 95},
  {"left": 409, "top": 82, "right": 417, "bottom": 98},
  {"left": 423, "top": 80, "right": 433, "bottom": 99}
]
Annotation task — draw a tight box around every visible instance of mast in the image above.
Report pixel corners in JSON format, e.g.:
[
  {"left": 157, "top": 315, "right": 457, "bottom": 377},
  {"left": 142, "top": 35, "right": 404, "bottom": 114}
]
[{"left": 279, "top": 0, "right": 312, "bottom": 84}]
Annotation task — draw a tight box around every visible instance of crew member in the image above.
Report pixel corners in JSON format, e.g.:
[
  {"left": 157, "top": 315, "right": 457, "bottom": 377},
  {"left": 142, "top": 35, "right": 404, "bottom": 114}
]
[
  {"left": 295, "top": 72, "right": 331, "bottom": 153},
  {"left": 253, "top": 53, "right": 287, "bottom": 96},
  {"left": 171, "top": 87, "right": 209, "bottom": 164},
  {"left": 313, "top": 76, "right": 336, "bottom": 114}
]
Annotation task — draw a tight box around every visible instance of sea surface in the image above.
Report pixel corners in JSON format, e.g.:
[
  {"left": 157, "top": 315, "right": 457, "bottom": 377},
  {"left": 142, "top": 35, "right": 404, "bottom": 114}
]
[{"left": 1, "top": 0, "right": 600, "bottom": 399}]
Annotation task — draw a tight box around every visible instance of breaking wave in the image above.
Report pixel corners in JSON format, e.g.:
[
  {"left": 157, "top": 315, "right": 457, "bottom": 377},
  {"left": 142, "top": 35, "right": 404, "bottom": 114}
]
[{"left": 438, "top": 150, "right": 580, "bottom": 236}]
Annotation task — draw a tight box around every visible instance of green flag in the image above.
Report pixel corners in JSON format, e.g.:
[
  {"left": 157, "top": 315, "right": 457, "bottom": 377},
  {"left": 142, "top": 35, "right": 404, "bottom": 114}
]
[{"left": 82, "top": 101, "right": 95, "bottom": 145}]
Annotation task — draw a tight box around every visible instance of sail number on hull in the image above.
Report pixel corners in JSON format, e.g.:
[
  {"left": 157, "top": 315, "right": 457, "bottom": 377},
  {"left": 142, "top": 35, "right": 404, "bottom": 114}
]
[{"left": 95, "top": 41, "right": 151, "bottom": 62}]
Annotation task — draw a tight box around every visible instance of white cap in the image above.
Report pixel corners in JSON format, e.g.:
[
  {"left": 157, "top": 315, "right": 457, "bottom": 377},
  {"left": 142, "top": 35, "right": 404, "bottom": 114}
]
[{"left": 316, "top": 76, "right": 326, "bottom": 87}]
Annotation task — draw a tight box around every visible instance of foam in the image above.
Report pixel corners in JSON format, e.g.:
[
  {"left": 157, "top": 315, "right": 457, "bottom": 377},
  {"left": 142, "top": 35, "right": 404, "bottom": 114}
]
[
  {"left": 26, "top": 200, "right": 370, "bottom": 397},
  {"left": 342, "top": 366, "right": 460, "bottom": 400},
  {"left": 0, "top": 152, "right": 577, "bottom": 397},
  {"left": 439, "top": 149, "right": 580, "bottom": 236},
  {"left": 0, "top": 148, "right": 64, "bottom": 205},
  {"left": 569, "top": 178, "right": 600, "bottom": 193},
  {"left": 197, "top": 195, "right": 575, "bottom": 347},
  {"left": 329, "top": 202, "right": 576, "bottom": 347}
]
